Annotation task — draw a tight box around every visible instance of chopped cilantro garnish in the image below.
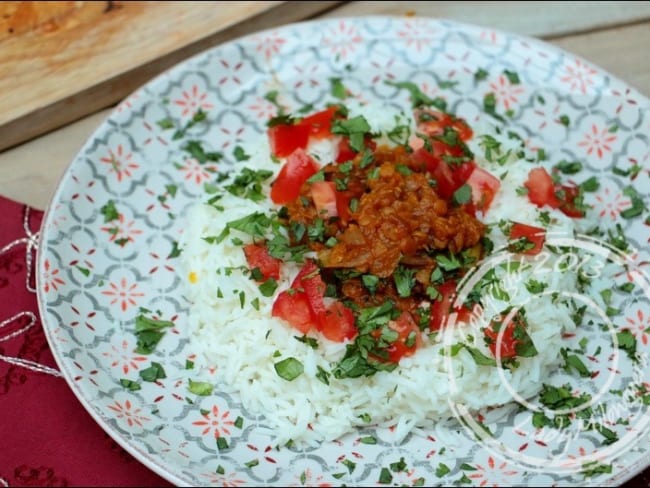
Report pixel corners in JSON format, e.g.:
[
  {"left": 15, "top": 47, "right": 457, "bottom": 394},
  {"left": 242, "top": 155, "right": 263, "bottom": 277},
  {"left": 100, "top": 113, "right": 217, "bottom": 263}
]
[
  {"left": 183, "top": 140, "right": 223, "bottom": 164},
  {"left": 385, "top": 80, "right": 447, "bottom": 111},
  {"left": 474, "top": 68, "right": 489, "bottom": 82},
  {"left": 330, "top": 77, "right": 348, "bottom": 99},
  {"left": 331, "top": 115, "right": 372, "bottom": 152},
  {"left": 259, "top": 278, "right": 278, "bottom": 297},
  {"left": 100, "top": 200, "right": 119, "bottom": 222},
  {"left": 615, "top": 329, "right": 637, "bottom": 360},
  {"left": 274, "top": 357, "right": 304, "bottom": 381},
  {"left": 394, "top": 266, "right": 416, "bottom": 298},
  {"left": 554, "top": 160, "right": 582, "bottom": 174},
  {"left": 139, "top": 362, "right": 166, "bottom": 382},
  {"left": 452, "top": 184, "right": 472, "bottom": 205},
  {"left": 503, "top": 69, "right": 520, "bottom": 84},
  {"left": 224, "top": 168, "right": 273, "bottom": 202},
  {"left": 188, "top": 379, "right": 214, "bottom": 396},
  {"left": 134, "top": 314, "right": 174, "bottom": 354},
  {"left": 483, "top": 92, "right": 505, "bottom": 122},
  {"left": 294, "top": 335, "right": 318, "bottom": 349},
  {"left": 120, "top": 378, "right": 141, "bottom": 391},
  {"left": 227, "top": 147, "right": 248, "bottom": 164}
]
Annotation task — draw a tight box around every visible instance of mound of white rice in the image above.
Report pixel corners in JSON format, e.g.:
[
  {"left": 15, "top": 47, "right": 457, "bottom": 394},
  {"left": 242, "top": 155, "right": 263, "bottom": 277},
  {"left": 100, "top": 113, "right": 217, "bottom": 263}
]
[{"left": 180, "top": 104, "right": 588, "bottom": 446}]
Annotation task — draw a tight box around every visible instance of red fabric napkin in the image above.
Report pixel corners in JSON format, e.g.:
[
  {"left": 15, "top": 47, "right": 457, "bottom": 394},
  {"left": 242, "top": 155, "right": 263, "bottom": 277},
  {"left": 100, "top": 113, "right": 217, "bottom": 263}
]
[
  {"left": 0, "top": 193, "right": 648, "bottom": 487},
  {"left": 0, "top": 196, "right": 171, "bottom": 488}
]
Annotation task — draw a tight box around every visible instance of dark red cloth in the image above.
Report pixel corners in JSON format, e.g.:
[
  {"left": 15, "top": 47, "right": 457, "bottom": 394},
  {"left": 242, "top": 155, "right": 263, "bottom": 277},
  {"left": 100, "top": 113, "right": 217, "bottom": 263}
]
[
  {"left": 0, "top": 196, "right": 171, "bottom": 487},
  {"left": 0, "top": 193, "right": 648, "bottom": 487}
]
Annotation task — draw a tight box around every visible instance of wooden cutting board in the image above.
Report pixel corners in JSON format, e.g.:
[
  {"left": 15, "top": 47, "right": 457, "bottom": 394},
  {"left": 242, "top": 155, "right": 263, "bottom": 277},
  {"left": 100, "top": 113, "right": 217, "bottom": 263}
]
[{"left": 0, "top": 1, "right": 341, "bottom": 151}]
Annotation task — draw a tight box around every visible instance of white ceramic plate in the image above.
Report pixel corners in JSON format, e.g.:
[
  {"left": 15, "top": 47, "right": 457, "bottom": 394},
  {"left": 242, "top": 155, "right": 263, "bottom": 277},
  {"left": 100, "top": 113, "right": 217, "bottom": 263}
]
[{"left": 38, "top": 16, "right": 650, "bottom": 486}]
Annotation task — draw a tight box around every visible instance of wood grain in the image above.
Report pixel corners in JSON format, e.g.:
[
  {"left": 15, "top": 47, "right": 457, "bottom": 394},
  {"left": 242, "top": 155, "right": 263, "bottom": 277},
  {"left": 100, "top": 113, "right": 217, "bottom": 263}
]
[{"left": 0, "top": 1, "right": 341, "bottom": 151}]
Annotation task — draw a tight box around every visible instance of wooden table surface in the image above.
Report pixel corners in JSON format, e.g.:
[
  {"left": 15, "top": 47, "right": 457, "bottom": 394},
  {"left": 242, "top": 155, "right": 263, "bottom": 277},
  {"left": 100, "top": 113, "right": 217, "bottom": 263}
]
[{"left": 1, "top": 2, "right": 649, "bottom": 486}]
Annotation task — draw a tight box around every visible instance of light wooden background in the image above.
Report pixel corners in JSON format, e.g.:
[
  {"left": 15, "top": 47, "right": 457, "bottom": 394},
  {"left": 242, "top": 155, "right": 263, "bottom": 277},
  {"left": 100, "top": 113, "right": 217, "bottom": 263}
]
[{"left": 1, "top": 0, "right": 650, "bottom": 209}]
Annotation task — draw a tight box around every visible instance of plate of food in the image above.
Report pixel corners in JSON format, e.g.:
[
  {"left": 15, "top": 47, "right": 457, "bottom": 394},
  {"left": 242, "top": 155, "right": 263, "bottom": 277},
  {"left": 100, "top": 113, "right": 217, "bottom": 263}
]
[{"left": 37, "top": 16, "right": 650, "bottom": 486}]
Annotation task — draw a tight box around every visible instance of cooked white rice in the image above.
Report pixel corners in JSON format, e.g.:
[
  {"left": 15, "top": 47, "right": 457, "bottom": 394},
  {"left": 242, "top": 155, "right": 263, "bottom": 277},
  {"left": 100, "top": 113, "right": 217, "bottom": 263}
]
[{"left": 180, "top": 104, "right": 591, "bottom": 446}]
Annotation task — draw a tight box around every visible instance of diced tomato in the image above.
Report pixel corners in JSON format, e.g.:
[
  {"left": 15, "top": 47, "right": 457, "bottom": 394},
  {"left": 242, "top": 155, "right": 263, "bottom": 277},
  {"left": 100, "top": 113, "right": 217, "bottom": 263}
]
[
  {"left": 274, "top": 260, "right": 357, "bottom": 342},
  {"left": 336, "top": 137, "right": 357, "bottom": 163},
  {"left": 452, "top": 161, "right": 477, "bottom": 185},
  {"left": 270, "top": 148, "right": 320, "bottom": 204},
  {"left": 299, "top": 106, "right": 338, "bottom": 139},
  {"left": 319, "top": 301, "right": 357, "bottom": 342},
  {"left": 335, "top": 136, "right": 377, "bottom": 163},
  {"left": 508, "top": 222, "right": 546, "bottom": 255},
  {"left": 415, "top": 109, "right": 473, "bottom": 141},
  {"left": 524, "top": 167, "right": 560, "bottom": 209},
  {"left": 268, "top": 123, "right": 311, "bottom": 158},
  {"left": 465, "top": 166, "right": 501, "bottom": 213},
  {"left": 556, "top": 184, "right": 585, "bottom": 218},
  {"left": 310, "top": 181, "right": 338, "bottom": 218},
  {"left": 409, "top": 136, "right": 475, "bottom": 200},
  {"left": 484, "top": 310, "right": 525, "bottom": 359},
  {"left": 243, "top": 243, "right": 281, "bottom": 281},
  {"left": 291, "top": 260, "right": 327, "bottom": 318},
  {"left": 383, "top": 312, "right": 422, "bottom": 363},
  {"left": 272, "top": 290, "right": 314, "bottom": 334},
  {"left": 432, "top": 160, "right": 460, "bottom": 199},
  {"left": 336, "top": 191, "right": 352, "bottom": 224},
  {"left": 429, "top": 280, "right": 473, "bottom": 330}
]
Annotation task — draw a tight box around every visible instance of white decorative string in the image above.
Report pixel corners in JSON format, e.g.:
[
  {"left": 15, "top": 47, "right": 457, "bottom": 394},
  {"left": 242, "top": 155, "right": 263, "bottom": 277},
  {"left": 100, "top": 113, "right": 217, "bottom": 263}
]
[
  {"left": 0, "top": 476, "right": 8, "bottom": 487},
  {"left": 0, "top": 312, "right": 62, "bottom": 378},
  {"left": 0, "top": 206, "right": 61, "bottom": 377}
]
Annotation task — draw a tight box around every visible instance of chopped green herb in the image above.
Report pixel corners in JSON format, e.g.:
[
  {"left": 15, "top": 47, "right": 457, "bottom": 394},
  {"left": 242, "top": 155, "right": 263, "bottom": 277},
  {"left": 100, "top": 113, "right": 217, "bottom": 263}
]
[
  {"left": 615, "top": 329, "right": 637, "bottom": 360},
  {"left": 294, "top": 335, "right": 318, "bottom": 349},
  {"left": 233, "top": 145, "right": 251, "bottom": 162},
  {"left": 134, "top": 314, "right": 174, "bottom": 354},
  {"left": 139, "top": 362, "right": 166, "bottom": 382},
  {"left": 331, "top": 115, "right": 372, "bottom": 152},
  {"left": 435, "top": 462, "right": 451, "bottom": 477},
  {"left": 554, "top": 160, "right": 583, "bottom": 174},
  {"left": 316, "top": 365, "right": 331, "bottom": 385},
  {"left": 483, "top": 92, "right": 505, "bottom": 122},
  {"left": 259, "top": 278, "right": 278, "bottom": 297},
  {"left": 100, "top": 200, "right": 119, "bottom": 222},
  {"left": 385, "top": 80, "right": 447, "bottom": 111},
  {"left": 453, "top": 184, "right": 472, "bottom": 205},
  {"left": 120, "top": 378, "right": 141, "bottom": 391},
  {"left": 330, "top": 77, "right": 348, "bottom": 99},
  {"left": 183, "top": 140, "right": 223, "bottom": 164},
  {"left": 274, "top": 357, "right": 304, "bottom": 381},
  {"left": 156, "top": 118, "right": 174, "bottom": 130},
  {"left": 394, "top": 266, "right": 416, "bottom": 298},
  {"left": 620, "top": 186, "right": 646, "bottom": 219},
  {"left": 359, "top": 435, "right": 377, "bottom": 445},
  {"left": 503, "top": 69, "right": 520, "bottom": 84},
  {"left": 561, "top": 348, "right": 591, "bottom": 377},
  {"left": 168, "top": 241, "right": 182, "bottom": 259},
  {"left": 378, "top": 467, "right": 392, "bottom": 484},
  {"left": 224, "top": 168, "right": 273, "bottom": 202},
  {"left": 188, "top": 379, "right": 214, "bottom": 396},
  {"left": 474, "top": 68, "right": 489, "bottom": 82},
  {"left": 559, "top": 114, "right": 570, "bottom": 126},
  {"left": 525, "top": 279, "right": 548, "bottom": 294}
]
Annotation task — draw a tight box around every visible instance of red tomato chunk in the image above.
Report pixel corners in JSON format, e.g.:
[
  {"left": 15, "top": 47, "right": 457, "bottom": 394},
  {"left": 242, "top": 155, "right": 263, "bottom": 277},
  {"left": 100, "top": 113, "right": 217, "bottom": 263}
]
[
  {"left": 243, "top": 244, "right": 281, "bottom": 281},
  {"left": 508, "top": 222, "right": 546, "bottom": 255},
  {"left": 270, "top": 148, "right": 320, "bottom": 204}
]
